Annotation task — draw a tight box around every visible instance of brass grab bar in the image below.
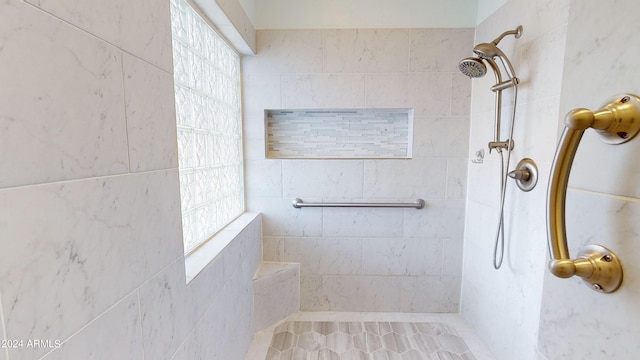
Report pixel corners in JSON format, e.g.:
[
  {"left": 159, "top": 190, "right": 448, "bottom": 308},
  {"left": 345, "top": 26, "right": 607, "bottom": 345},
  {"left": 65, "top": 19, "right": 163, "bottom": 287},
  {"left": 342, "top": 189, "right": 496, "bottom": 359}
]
[{"left": 547, "top": 94, "right": 640, "bottom": 293}]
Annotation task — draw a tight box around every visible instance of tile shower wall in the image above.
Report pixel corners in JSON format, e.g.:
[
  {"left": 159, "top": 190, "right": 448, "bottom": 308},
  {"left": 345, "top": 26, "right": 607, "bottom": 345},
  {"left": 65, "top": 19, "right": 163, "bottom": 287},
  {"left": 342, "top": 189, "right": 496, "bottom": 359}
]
[
  {"left": 0, "top": 0, "right": 259, "bottom": 359},
  {"left": 242, "top": 28, "right": 473, "bottom": 312},
  {"left": 538, "top": 0, "right": 640, "bottom": 358},
  {"left": 460, "top": 1, "right": 570, "bottom": 359}
]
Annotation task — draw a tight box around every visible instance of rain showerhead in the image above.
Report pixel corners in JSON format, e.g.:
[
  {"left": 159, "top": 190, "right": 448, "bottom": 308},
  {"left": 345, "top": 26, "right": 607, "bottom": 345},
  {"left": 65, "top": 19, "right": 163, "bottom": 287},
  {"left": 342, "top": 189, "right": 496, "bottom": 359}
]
[{"left": 458, "top": 57, "right": 487, "bottom": 78}]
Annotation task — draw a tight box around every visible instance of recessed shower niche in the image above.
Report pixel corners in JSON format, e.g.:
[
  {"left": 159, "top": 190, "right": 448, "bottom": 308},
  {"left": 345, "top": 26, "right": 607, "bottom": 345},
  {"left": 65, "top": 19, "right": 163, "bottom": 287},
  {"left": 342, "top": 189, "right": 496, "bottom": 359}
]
[{"left": 265, "top": 109, "right": 414, "bottom": 159}]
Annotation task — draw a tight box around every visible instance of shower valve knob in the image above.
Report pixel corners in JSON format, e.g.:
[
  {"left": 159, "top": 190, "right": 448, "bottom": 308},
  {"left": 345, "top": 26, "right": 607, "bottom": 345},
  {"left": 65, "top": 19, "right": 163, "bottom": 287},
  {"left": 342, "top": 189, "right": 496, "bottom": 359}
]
[
  {"left": 508, "top": 169, "right": 530, "bottom": 181},
  {"left": 509, "top": 158, "right": 538, "bottom": 192}
]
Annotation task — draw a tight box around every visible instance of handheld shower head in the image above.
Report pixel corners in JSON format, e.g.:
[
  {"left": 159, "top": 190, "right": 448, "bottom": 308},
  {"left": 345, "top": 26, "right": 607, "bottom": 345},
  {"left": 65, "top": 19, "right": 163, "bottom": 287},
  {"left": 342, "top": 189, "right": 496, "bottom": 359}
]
[
  {"left": 473, "top": 42, "right": 518, "bottom": 81},
  {"left": 471, "top": 25, "right": 522, "bottom": 83},
  {"left": 458, "top": 57, "right": 487, "bottom": 78}
]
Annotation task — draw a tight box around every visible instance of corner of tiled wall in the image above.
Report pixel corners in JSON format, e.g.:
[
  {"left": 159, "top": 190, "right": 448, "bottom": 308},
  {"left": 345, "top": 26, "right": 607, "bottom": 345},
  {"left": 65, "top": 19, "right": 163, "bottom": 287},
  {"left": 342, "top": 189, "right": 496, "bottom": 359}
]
[
  {"left": 0, "top": 0, "right": 261, "bottom": 359},
  {"left": 243, "top": 27, "right": 474, "bottom": 313},
  {"left": 460, "top": 0, "right": 571, "bottom": 359}
]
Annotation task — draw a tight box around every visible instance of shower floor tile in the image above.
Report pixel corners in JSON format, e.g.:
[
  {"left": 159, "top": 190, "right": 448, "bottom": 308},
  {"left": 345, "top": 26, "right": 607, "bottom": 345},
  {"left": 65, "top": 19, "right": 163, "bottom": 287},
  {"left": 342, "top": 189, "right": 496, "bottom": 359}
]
[{"left": 246, "top": 313, "right": 496, "bottom": 360}]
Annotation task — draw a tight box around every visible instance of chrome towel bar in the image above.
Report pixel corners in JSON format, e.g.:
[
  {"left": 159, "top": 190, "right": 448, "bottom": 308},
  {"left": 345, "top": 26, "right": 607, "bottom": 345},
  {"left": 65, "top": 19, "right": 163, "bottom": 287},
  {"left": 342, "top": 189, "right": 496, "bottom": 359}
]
[
  {"left": 547, "top": 94, "right": 640, "bottom": 293},
  {"left": 292, "top": 198, "right": 425, "bottom": 209}
]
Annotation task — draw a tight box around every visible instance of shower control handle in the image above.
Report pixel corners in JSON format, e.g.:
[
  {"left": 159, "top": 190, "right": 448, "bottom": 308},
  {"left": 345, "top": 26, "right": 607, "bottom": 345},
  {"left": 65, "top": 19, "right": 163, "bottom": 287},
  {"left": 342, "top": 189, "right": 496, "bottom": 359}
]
[
  {"left": 508, "top": 169, "right": 529, "bottom": 181},
  {"left": 509, "top": 158, "right": 538, "bottom": 192},
  {"left": 547, "top": 94, "right": 640, "bottom": 293}
]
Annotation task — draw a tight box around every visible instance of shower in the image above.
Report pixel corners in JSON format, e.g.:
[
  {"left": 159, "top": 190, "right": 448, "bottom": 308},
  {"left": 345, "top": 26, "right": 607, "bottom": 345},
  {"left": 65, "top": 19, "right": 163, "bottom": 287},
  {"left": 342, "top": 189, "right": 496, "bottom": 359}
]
[{"left": 459, "top": 25, "right": 523, "bottom": 269}]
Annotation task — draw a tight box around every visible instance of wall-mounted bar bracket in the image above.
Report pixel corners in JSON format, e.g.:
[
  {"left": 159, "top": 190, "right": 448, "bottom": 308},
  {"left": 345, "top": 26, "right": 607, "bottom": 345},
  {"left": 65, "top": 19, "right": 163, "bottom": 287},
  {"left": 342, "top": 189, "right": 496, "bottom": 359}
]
[{"left": 547, "top": 94, "right": 640, "bottom": 293}]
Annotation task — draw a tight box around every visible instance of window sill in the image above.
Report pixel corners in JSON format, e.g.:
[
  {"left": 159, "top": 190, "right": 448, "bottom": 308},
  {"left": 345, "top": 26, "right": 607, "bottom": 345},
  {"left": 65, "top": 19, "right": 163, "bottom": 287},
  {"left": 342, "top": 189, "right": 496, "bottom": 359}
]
[{"left": 184, "top": 212, "right": 260, "bottom": 284}]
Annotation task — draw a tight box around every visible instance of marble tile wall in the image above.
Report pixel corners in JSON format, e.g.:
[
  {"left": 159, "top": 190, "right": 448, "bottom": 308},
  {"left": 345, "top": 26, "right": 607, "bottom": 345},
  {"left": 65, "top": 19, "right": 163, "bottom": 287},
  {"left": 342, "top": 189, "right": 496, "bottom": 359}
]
[
  {"left": 460, "top": 1, "right": 570, "bottom": 360},
  {"left": 537, "top": 0, "right": 640, "bottom": 358},
  {"left": 243, "top": 28, "right": 473, "bottom": 312},
  {"left": 463, "top": 0, "right": 640, "bottom": 359},
  {"left": 0, "top": 0, "right": 260, "bottom": 359}
]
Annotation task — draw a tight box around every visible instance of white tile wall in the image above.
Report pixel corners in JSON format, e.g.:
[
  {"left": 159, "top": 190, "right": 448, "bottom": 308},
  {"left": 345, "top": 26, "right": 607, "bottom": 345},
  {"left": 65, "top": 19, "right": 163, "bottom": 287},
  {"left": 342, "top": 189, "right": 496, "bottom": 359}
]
[
  {"left": 462, "top": 0, "right": 640, "bottom": 357},
  {"left": 24, "top": 0, "right": 173, "bottom": 72},
  {"left": 537, "top": 1, "right": 640, "bottom": 358},
  {"left": 43, "top": 293, "right": 144, "bottom": 360},
  {"left": 244, "top": 28, "right": 473, "bottom": 312},
  {"left": 459, "top": 0, "right": 581, "bottom": 360},
  {"left": 122, "top": 53, "right": 179, "bottom": 172},
  {"left": 0, "top": 3, "right": 128, "bottom": 189},
  {"left": 282, "top": 160, "right": 364, "bottom": 198},
  {"left": 323, "top": 29, "right": 411, "bottom": 73},
  {"left": 0, "top": 0, "right": 261, "bottom": 359}
]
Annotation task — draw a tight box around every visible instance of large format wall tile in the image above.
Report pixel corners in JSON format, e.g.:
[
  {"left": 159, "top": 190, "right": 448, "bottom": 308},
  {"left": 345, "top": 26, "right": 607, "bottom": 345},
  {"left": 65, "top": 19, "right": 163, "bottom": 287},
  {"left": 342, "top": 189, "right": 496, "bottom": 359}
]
[
  {"left": 401, "top": 276, "right": 460, "bottom": 313},
  {"left": 281, "top": 74, "right": 366, "bottom": 109},
  {"left": 361, "top": 238, "right": 443, "bottom": 276},
  {"left": 365, "top": 73, "right": 452, "bottom": 116},
  {"left": 1, "top": 0, "right": 261, "bottom": 359},
  {"left": 283, "top": 237, "right": 363, "bottom": 275},
  {"left": 0, "top": 1, "right": 128, "bottom": 189},
  {"left": 410, "top": 28, "right": 474, "bottom": 73},
  {"left": 363, "top": 159, "right": 447, "bottom": 199},
  {"left": 322, "top": 208, "right": 404, "bottom": 238},
  {"left": 323, "top": 29, "right": 410, "bottom": 73},
  {"left": 138, "top": 259, "right": 201, "bottom": 360},
  {"left": 122, "top": 53, "right": 178, "bottom": 172},
  {"left": 41, "top": 293, "right": 144, "bottom": 360},
  {"left": 251, "top": 197, "right": 323, "bottom": 237},
  {"left": 244, "top": 27, "right": 472, "bottom": 312},
  {"left": 25, "top": 0, "right": 173, "bottom": 71},
  {"left": 322, "top": 275, "right": 404, "bottom": 312},
  {"left": 282, "top": 160, "right": 364, "bottom": 198},
  {"left": 412, "top": 117, "right": 470, "bottom": 159},
  {"left": 0, "top": 170, "right": 182, "bottom": 360},
  {"left": 243, "top": 30, "right": 323, "bottom": 74}
]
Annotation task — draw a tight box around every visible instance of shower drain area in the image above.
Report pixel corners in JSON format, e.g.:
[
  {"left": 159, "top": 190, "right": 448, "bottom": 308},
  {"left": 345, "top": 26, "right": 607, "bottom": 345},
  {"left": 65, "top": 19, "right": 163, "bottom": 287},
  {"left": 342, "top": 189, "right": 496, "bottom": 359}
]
[{"left": 265, "top": 321, "right": 477, "bottom": 360}]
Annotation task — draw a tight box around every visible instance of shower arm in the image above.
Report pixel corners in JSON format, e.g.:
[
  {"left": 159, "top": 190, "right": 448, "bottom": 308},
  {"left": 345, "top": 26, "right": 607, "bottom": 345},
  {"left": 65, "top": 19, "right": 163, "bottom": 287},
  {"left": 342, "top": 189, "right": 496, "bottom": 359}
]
[
  {"left": 492, "top": 25, "right": 523, "bottom": 45},
  {"left": 547, "top": 94, "right": 640, "bottom": 293}
]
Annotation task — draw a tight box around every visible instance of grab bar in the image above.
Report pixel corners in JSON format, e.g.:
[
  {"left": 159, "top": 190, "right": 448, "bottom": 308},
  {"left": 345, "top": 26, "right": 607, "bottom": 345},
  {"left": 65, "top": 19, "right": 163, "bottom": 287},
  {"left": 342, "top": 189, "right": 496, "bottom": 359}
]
[
  {"left": 547, "top": 94, "right": 640, "bottom": 293},
  {"left": 292, "top": 198, "right": 425, "bottom": 209}
]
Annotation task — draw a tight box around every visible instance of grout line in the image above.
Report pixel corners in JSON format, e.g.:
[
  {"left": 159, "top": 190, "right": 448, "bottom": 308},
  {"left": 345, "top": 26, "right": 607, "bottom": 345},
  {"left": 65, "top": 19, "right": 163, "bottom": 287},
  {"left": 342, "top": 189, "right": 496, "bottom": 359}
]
[
  {"left": 20, "top": 0, "right": 171, "bottom": 75},
  {"left": 120, "top": 54, "right": 134, "bottom": 174},
  {"left": 35, "top": 289, "right": 140, "bottom": 360}
]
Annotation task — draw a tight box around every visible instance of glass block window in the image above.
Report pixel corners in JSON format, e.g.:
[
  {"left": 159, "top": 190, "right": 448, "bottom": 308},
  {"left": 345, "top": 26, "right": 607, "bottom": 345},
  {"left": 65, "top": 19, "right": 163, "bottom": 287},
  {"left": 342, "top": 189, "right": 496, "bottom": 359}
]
[{"left": 170, "top": 0, "right": 244, "bottom": 254}]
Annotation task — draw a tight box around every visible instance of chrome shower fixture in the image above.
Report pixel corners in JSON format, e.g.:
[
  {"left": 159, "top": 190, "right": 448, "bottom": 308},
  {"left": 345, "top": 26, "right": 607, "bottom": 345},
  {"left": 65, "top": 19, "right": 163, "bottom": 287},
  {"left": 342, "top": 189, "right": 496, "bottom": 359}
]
[
  {"left": 490, "top": 25, "right": 523, "bottom": 46},
  {"left": 458, "top": 25, "right": 524, "bottom": 270},
  {"left": 458, "top": 25, "right": 523, "bottom": 91},
  {"left": 473, "top": 42, "right": 518, "bottom": 89},
  {"left": 458, "top": 57, "right": 487, "bottom": 78}
]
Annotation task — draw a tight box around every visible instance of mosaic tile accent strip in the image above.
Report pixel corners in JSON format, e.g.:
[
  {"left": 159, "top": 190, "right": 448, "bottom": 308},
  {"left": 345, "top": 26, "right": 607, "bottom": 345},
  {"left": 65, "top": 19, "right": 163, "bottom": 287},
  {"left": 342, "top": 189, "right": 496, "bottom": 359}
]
[
  {"left": 266, "top": 321, "right": 477, "bottom": 360},
  {"left": 265, "top": 109, "right": 413, "bottom": 159}
]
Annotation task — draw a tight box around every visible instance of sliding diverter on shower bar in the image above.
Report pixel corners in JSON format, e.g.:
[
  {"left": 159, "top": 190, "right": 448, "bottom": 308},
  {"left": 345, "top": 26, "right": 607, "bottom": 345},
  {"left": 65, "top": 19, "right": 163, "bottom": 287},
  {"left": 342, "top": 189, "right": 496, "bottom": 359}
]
[
  {"left": 547, "top": 94, "right": 640, "bottom": 293},
  {"left": 292, "top": 198, "right": 425, "bottom": 209}
]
